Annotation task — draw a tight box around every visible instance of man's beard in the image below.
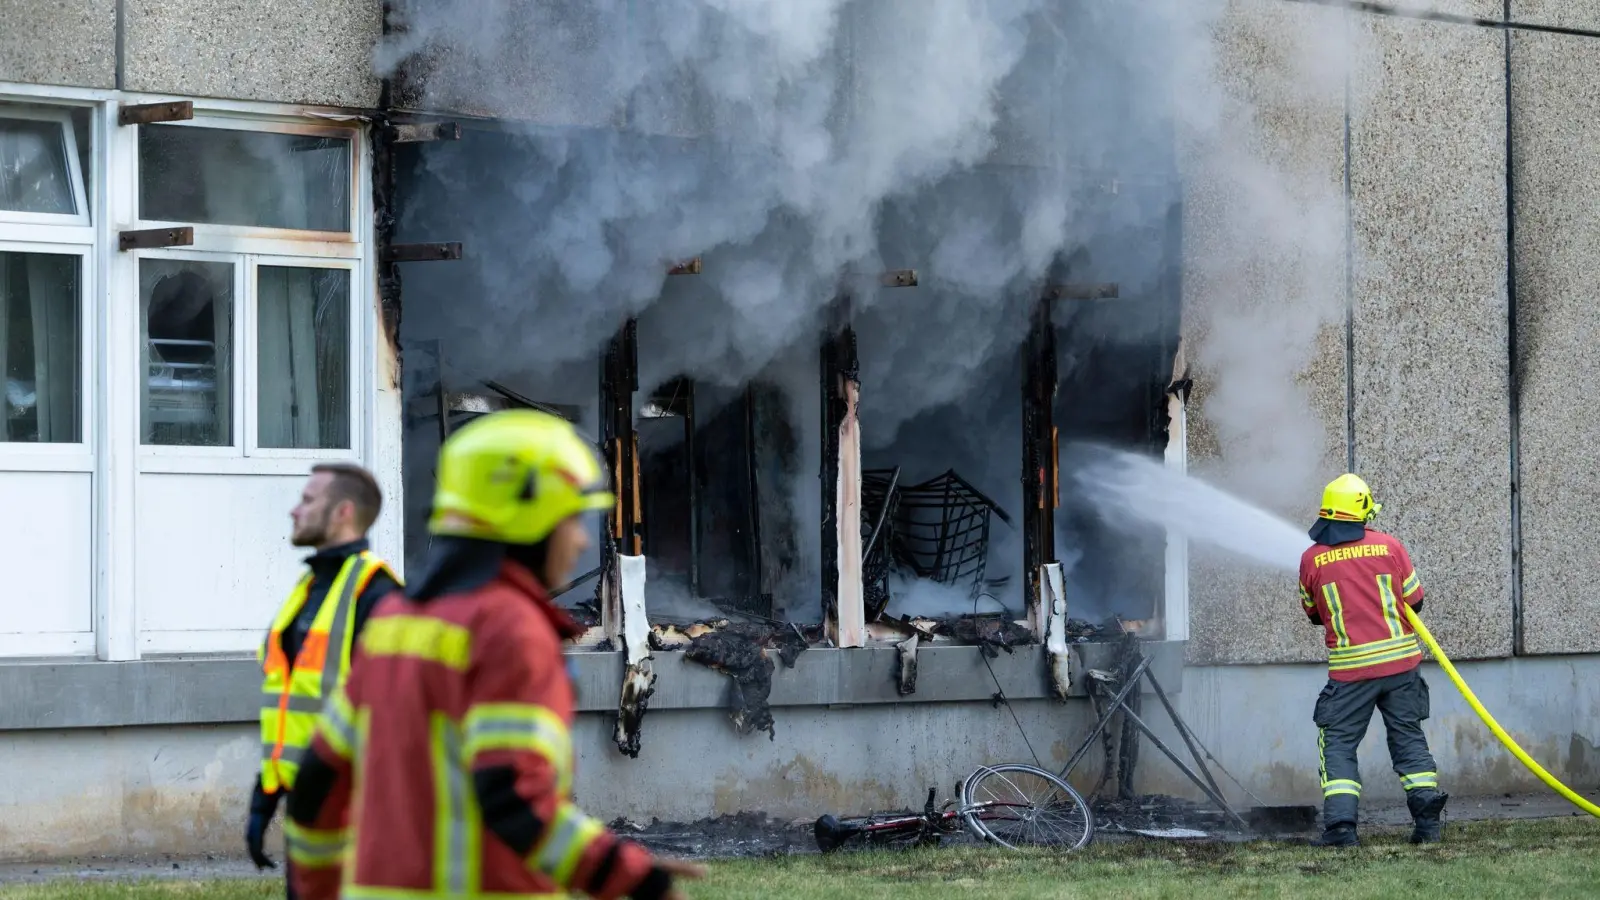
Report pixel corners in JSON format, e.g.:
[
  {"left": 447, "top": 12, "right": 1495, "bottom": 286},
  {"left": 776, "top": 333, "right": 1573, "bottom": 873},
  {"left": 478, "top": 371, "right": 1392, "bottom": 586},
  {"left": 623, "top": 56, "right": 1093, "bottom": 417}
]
[{"left": 291, "top": 511, "right": 331, "bottom": 547}]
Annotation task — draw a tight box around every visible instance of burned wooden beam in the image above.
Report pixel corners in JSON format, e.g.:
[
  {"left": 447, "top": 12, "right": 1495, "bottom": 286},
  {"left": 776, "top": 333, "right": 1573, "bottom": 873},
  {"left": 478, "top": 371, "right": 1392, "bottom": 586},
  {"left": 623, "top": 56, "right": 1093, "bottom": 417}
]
[
  {"left": 118, "top": 227, "right": 193, "bottom": 252},
  {"left": 118, "top": 101, "right": 193, "bottom": 126},
  {"left": 389, "top": 121, "right": 463, "bottom": 143},
  {"left": 1042, "top": 282, "right": 1120, "bottom": 301},
  {"left": 820, "top": 298, "right": 866, "bottom": 649},
  {"left": 667, "top": 257, "right": 702, "bottom": 275},
  {"left": 1021, "top": 297, "right": 1058, "bottom": 628},
  {"left": 879, "top": 269, "right": 918, "bottom": 288},
  {"left": 383, "top": 242, "right": 462, "bottom": 263}
]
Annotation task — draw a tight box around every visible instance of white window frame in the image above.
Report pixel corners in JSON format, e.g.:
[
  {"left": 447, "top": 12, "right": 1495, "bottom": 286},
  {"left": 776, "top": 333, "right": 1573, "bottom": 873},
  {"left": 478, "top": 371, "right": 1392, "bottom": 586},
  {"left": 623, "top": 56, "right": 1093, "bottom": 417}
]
[
  {"left": 132, "top": 115, "right": 360, "bottom": 253},
  {"left": 0, "top": 242, "right": 95, "bottom": 470},
  {"left": 133, "top": 247, "right": 248, "bottom": 460},
  {"left": 0, "top": 84, "right": 385, "bottom": 662},
  {"left": 0, "top": 98, "right": 98, "bottom": 658},
  {"left": 129, "top": 113, "right": 368, "bottom": 475},
  {"left": 243, "top": 254, "right": 362, "bottom": 462},
  {"left": 0, "top": 105, "right": 91, "bottom": 229}
]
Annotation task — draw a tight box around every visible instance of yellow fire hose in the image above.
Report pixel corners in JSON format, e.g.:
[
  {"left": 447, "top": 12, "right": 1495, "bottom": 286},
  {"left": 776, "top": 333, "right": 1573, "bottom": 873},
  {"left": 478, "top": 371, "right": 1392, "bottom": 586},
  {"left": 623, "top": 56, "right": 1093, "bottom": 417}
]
[{"left": 1402, "top": 605, "right": 1600, "bottom": 818}]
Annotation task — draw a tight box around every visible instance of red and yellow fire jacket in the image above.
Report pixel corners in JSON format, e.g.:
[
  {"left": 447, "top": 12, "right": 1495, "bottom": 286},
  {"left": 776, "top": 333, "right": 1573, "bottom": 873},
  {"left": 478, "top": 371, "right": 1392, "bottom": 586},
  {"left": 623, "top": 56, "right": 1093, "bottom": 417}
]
[
  {"left": 283, "top": 553, "right": 666, "bottom": 900},
  {"left": 1298, "top": 528, "right": 1426, "bottom": 683}
]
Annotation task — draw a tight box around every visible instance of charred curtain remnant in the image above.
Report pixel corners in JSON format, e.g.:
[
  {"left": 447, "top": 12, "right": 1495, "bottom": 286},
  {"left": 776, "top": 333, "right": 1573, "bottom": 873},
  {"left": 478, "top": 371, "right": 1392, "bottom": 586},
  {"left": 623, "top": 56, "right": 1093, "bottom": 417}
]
[
  {"left": 1021, "top": 294, "right": 1059, "bottom": 621},
  {"left": 612, "top": 555, "right": 655, "bottom": 758},
  {"left": 675, "top": 622, "right": 808, "bottom": 739},
  {"left": 820, "top": 297, "right": 864, "bottom": 648}
]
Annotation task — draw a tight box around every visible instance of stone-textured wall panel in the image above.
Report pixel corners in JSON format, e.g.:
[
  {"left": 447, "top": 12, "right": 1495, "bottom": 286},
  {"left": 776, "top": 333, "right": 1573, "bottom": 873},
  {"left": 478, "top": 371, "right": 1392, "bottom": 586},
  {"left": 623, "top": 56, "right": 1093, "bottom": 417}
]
[
  {"left": 124, "top": 0, "right": 382, "bottom": 107},
  {"left": 1181, "top": 0, "right": 1349, "bottom": 665},
  {"left": 1350, "top": 14, "right": 1511, "bottom": 661},
  {"left": 1511, "top": 32, "right": 1600, "bottom": 655},
  {"left": 0, "top": 0, "right": 116, "bottom": 89},
  {"left": 388, "top": 0, "right": 703, "bottom": 134},
  {"left": 1512, "top": 1, "right": 1600, "bottom": 30},
  {"left": 1390, "top": 0, "right": 1504, "bottom": 19}
]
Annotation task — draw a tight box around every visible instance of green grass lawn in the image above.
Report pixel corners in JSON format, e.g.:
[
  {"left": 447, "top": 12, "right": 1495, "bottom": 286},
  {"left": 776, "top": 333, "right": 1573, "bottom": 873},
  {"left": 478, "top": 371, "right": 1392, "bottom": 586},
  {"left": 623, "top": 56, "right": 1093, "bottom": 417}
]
[{"left": 3, "top": 817, "right": 1597, "bottom": 900}]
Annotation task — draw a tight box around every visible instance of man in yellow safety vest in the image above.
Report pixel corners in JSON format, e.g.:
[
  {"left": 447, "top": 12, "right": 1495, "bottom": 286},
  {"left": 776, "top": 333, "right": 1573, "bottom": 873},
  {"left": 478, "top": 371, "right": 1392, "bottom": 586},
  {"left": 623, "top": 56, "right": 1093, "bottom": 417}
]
[{"left": 246, "top": 463, "right": 402, "bottom": 898}]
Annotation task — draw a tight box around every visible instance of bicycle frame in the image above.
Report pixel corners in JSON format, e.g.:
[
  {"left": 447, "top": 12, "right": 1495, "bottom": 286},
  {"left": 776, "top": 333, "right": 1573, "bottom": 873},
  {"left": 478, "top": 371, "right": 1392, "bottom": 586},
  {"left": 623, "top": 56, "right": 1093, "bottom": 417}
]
[{"left": 815, "top": 787, "right": 1047, "bottom": 852}]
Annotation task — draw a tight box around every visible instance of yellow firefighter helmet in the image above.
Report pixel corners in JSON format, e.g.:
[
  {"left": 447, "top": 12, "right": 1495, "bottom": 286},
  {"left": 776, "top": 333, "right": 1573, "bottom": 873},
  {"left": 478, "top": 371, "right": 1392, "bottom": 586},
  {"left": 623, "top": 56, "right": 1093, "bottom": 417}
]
[
  {"left": 1320, "top": 473, "right": 1381, "bottom": 524},
  {"left": 429, "top": 409, "right": 615, "bottom": 545}
]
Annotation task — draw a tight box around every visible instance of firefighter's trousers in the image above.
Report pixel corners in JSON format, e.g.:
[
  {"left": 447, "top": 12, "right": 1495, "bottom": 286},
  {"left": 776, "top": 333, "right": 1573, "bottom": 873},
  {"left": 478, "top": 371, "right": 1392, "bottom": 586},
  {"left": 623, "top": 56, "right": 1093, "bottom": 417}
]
[{"left": 1313, "top": 667, "right": 1442, "bottom": 828}]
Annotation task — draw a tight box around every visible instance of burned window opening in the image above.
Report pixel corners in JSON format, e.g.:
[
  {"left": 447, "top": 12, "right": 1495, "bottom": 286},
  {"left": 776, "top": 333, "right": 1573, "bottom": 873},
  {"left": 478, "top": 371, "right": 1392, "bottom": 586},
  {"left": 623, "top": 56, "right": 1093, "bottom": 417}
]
[
  {"left": 1050, "top": 199, "right": 1186, "bottom": 632},
  {"left": 635, "top": 372, "right": 771, "bottom": 622}
]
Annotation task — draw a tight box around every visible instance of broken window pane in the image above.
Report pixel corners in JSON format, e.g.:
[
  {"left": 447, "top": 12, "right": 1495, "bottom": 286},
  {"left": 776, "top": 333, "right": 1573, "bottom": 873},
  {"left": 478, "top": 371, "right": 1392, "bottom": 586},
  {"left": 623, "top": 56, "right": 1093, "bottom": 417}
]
[
  {"left": 138, "top": 125, "right": 351, "bottom": 232},
  {"left": 1, "top": 252, "right": 80, "bottom": 442},
  {"left": 141, "top": 259, "right": 234, "bottom": 447},
  {"left": 0, "top": 113, "right": 79, "bottom": 216},
  {"left": 257, "top": 266, "right": 351, "bottom": 450}
]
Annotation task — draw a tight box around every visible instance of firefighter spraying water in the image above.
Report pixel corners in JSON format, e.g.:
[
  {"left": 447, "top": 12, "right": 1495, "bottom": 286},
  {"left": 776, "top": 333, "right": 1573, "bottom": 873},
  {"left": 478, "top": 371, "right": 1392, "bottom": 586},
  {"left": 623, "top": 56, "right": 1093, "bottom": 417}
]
[
  {"left": 1077, "top": 449, "right": 1600, "bottom": 832},
  {"left": 1297, "top": 474, "right": 1445, "bottom": 846}
]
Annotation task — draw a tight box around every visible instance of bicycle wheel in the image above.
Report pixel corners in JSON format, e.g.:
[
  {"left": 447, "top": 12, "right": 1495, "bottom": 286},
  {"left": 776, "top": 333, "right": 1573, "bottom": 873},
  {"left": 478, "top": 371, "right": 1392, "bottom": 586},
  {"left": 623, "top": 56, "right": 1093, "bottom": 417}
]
[{"left": 959, "top": 763, "right": 1095, "bottom": 851}]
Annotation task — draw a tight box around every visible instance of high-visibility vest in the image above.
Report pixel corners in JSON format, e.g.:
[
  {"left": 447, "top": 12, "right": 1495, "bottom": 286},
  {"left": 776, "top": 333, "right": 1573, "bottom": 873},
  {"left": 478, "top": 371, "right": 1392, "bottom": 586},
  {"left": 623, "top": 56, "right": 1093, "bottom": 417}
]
[{"left": 258, "top": 551, "right": 394, "bottom": 794}]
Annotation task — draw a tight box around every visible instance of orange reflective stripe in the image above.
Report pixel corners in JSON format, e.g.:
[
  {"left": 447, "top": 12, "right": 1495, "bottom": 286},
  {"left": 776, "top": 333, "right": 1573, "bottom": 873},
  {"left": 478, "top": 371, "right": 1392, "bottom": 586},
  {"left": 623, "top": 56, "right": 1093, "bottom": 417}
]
[{"left": 298, "top": 630, "right": 330, "bottom": 673}]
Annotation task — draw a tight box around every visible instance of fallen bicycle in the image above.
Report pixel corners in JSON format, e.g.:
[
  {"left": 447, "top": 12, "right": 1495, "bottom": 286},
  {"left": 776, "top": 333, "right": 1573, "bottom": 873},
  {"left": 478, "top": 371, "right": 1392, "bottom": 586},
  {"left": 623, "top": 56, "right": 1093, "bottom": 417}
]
[{"left": 813, "top": 763, "right": 1095, "bottom": 853}]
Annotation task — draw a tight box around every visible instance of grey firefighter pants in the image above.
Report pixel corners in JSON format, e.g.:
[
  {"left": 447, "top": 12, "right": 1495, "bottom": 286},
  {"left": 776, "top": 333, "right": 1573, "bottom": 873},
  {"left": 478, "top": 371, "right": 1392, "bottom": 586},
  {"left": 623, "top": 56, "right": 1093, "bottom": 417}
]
[{"left": 1313, "top": 667, "right": 1442, "bottom": 829}]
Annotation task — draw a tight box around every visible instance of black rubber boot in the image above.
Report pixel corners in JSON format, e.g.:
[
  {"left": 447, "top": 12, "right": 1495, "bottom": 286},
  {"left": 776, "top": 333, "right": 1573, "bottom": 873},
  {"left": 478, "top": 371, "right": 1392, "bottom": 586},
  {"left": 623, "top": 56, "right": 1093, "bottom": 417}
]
[
  {"left": 1313, "top": 823, "right": 1360, "bottom": 847},
  {"left": 1408, "top": 791, "right": 1448, "bottom": 844}
]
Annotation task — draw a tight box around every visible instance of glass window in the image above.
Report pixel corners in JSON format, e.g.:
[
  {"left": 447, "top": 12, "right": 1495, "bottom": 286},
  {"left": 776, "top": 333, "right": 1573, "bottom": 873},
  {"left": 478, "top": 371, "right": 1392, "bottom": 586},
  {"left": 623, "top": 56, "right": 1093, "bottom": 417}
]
[
  {"left": 0, "top": 114, "right": 81, "bottom": 217},
  {"left": 257, "top": 266, "right": 351, "bottom": 449},
  {"left": 139, "top": 125, "right": 351, "bottom": 232},
  {"left": 1, "top": 252, "right": 80, "bottom": 442},
  {"left": 141, "top": 259, "right": 235, "bottom": 446}
]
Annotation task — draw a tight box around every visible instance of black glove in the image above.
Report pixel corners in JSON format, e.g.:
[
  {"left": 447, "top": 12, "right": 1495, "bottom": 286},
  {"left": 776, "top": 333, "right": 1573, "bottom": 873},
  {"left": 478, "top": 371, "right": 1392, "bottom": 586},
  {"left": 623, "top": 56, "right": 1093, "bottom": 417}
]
[
  {"left": 629, "top": 865, "right": 674, "bottom": 900},
  {"left": 245, "top": 777, "right": 282, "bottom": 870}
]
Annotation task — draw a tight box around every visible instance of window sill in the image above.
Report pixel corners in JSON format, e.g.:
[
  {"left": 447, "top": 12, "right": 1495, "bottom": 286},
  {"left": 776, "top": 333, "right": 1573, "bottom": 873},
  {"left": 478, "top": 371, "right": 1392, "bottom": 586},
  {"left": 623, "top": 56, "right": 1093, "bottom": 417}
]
[{"left": 0, "top": 641, "right": 1188, "bottom": 731}]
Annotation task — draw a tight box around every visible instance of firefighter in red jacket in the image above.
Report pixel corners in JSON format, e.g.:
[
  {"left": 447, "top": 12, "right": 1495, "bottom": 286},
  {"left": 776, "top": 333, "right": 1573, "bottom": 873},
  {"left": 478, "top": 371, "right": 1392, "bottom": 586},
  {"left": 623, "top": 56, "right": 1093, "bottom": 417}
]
[
  {"left": 1299, "top": 474, "right": 1448, "bottom": 847},
  {"left": 284, "top": 409, "right": 704, "bottom": 899}
]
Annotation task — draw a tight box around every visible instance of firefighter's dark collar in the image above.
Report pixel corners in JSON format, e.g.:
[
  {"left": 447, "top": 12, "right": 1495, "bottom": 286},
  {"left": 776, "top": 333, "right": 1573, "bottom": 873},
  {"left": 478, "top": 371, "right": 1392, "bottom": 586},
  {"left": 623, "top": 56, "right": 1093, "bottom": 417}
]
[{"left": 1309, "top": 518, "right": 1366, "bottom": 547}]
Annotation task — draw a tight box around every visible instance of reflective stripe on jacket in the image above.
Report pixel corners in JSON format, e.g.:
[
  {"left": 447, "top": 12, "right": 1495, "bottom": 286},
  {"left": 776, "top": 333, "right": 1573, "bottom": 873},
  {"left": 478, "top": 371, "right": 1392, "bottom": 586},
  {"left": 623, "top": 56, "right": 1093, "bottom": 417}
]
[
  {"left": 259, "top": 550, "right": 394, "bottom": 793},
  {"left": 1298, "top": 527, "right": 1427, "bottom": 683}
]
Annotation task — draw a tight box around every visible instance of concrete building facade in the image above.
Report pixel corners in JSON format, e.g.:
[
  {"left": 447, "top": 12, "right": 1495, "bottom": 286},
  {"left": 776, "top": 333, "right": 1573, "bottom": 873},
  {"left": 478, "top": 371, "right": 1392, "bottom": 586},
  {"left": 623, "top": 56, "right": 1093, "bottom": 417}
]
[{"left": 1, "top": 0, "right": 1598, "bottom": 861}]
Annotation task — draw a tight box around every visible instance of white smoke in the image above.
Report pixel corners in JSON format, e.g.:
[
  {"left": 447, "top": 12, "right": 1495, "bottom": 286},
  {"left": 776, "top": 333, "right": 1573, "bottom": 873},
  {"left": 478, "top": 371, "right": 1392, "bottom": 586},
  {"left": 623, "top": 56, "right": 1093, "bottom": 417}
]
[
  {"left": 386, "top": 0, "right": 1362, "bottom": 614},
  {"left": 1073, "top": 445, "right": 1313, "bottom": 575}
]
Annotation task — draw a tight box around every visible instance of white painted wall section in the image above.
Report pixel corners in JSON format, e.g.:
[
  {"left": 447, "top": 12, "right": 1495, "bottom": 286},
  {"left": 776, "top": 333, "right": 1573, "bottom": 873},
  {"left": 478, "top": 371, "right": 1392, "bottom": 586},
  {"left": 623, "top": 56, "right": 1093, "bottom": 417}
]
[
  {"left": 136, "top": 473, "right": 305, "bottom": 653},
  {"left": 0, "top": 472, "right": 93, "bottom": 655}
]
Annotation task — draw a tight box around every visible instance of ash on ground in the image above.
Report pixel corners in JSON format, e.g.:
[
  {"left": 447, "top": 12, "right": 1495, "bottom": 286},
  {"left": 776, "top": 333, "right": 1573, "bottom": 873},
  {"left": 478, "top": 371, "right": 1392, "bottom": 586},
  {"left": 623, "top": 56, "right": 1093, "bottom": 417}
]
[
  {"left": 1092, "top": 795, "right": 1237, "bottom": 839},
  {"left": 608, "top": 812, "right": 818, "bottom": 858}
]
